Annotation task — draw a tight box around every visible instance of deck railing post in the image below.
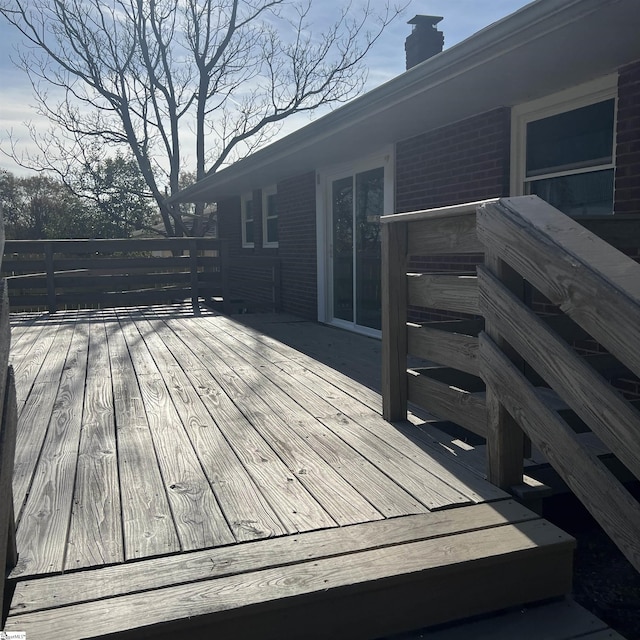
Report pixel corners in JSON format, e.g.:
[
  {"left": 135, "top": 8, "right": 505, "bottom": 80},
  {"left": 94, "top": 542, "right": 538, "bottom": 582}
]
[
  {"left": 44, "top": 242, "right": 57, "bottom": 314},
  {"left": 220, "top": 242, "right": 232, "bottom": 315},
  {"left": 381, "top": 220, "right": 408, "bottom": 421},
  {"left": 483, "top": 250, "right": 526, "bottom": 489},
  {"left": 189, "top": 239, "right": 199, "bottom": 307}
]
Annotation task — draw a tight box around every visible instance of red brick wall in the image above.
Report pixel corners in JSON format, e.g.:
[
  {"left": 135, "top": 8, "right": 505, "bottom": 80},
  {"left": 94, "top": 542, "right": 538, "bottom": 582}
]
[
  {"left": 615, "top": 59, "right": 640, "bottom": 214},
  {"left": 396, "top": 108, "right": 510, "bottom": 322},
  {"left": 276, "top": 172, "right": 317, "bottom": 320},
  {"left": 395, "top": 107, "right": 511, "bottom": 213}
]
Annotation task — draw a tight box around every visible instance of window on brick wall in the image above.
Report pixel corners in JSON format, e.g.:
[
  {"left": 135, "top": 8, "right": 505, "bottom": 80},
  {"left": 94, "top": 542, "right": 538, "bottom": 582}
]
[
  {"left": 512, "top": 75, "right": 617, "bottom": 216},
  {"left": 241, "top": 193, "right": 254, "bottom": 248},
  {"left": 262, "top": 186, "right": 278, "bottom": 248}
]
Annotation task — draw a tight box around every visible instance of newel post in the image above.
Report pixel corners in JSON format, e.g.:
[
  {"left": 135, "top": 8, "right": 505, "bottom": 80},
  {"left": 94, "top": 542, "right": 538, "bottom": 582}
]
[{"left": 381, "top": 219, "right": 408, "bottom": 421}]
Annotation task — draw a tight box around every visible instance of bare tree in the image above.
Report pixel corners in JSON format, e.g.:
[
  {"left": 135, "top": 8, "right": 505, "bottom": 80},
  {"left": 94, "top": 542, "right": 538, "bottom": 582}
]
[{"left": 1, "top": 0, "right": 401, "bottom": 236}]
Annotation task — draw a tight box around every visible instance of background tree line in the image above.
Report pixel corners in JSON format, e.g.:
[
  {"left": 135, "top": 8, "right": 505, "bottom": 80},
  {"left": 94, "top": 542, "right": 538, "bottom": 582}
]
[{"left": 0, "top": 154, "right": 159, "bottom": 239}]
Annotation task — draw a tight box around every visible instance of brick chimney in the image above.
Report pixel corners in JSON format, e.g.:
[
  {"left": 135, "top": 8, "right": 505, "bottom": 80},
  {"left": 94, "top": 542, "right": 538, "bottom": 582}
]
[{"left": 405, "top": 15, "right": 444, "bottom": 70}]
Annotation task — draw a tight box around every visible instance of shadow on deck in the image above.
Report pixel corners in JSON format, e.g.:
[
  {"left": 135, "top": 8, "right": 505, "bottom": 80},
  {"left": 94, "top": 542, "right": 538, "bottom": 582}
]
[{"left": 4, "top": 304, "right": 581, "bottom": 638}]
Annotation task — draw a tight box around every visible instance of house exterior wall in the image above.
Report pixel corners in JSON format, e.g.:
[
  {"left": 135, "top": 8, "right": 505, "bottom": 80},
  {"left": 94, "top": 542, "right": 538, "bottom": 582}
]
[
  {"left": 276, "top": 172, "right": 317, "bottom": 320},
  {"left": 395, "top": 107, "right": 511, "bottom": 322},
  {"left": 615, "top": 59, "right": 640, "bottom": 215},
  {"left": 395, "top": 107, "right": 511, "bottom": 213},
  {"left": 217, "top": 192, "right": 277, "bottom": 312}
]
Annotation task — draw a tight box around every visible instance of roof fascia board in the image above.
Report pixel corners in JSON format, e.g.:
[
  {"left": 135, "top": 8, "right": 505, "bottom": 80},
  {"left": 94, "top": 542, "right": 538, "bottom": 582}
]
[{"left": 170, "top": 0, "right": 618, "bottom": 203}]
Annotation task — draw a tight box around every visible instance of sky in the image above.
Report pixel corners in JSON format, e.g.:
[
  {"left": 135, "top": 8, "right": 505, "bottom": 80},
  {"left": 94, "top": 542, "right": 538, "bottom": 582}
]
[{"left": 0, "top": 0, "right": 534, "bottom": 177}]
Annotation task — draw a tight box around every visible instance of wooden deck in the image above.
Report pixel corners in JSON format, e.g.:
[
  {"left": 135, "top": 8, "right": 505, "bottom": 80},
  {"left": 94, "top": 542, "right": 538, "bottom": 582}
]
[{"left": 4, "top": 305, "right": 577, "bottom": 638}]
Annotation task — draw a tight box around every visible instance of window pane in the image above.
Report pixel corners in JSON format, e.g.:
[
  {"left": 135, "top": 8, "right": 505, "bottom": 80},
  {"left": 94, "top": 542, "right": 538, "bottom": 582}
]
[
  {"left": 529, "top": 169, "right": 614, "bottom": 216},
  {"left": 355, "top": 167, "right": 383, "bottom": 331},
  {"left": 332, "top": 176, "right": 353, "bottom": 323},
  {"left": 245, "top": 220, "right": 254, "bottom": 244},
  {"left": 245, "top": 199, "right": 253, "bottom": 221},
  {"left": 526, "top": 99, "right": 614, "bottom": 177},
  {"left": 267, "top": 217, "right": 278, "bottom": 243},
  {"left": 267, "top": 194, "right": 277, "bottom": 217}
]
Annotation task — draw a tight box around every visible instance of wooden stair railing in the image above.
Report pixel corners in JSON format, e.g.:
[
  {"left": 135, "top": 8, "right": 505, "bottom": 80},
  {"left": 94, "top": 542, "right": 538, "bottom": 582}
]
[
  {"left": 476, "top": 195, "right": 640, "bottom": 572},
  {"left": 0, "top": 206, "right": 18, "bottom": 627},
  {"left": 382, "top": 195, "right": 640, "bottom": 571}
]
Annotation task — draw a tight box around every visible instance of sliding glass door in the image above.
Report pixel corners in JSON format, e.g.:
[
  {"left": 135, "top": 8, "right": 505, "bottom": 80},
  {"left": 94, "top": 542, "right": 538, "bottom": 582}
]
[{"left": 330, "top": 166, "right": 384, "bottom": 332}]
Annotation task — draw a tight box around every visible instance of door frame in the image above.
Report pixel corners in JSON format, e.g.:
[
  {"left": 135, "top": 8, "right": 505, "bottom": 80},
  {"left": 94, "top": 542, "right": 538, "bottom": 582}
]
[{"left": 316, "top": 147, "right": 394, "bottom": 337}]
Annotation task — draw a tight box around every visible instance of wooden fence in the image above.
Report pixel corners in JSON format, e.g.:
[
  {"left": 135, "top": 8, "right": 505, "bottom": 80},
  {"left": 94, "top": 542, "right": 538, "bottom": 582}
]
[
  {"left": 0, "top": 206, "right": 18, "bottom": 625},
  {"left": 1, "top": 238, "right": 281, "bottom": 313},
  {"left": 381, "top": 195, "right": 640, "bottom": 572}
]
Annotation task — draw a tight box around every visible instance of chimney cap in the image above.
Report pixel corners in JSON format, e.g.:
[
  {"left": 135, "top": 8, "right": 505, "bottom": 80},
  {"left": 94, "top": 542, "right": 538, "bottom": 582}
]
[{"left": 407, "top": 15, "right": 443, "bottom": 27}]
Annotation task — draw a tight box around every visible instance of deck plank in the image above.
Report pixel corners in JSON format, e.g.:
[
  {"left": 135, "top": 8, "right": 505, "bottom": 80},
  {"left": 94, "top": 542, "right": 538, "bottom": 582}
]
[
  {"left": 127, "top": 314, "right": 291, "bottom": 542},
  {"left": 117, "top": 316, "right": 236, "bottom": 551},
  {"left": 104, "top": 320, "right": 181, "bottom": 560},
  {"left": 10, "top": 500, "right": 537, "bottom": 615},
  {"left": 12, "top": 324, "right": 89, "bottom": 577},
  {"left": 158, "top": 315, "right": 386, "bottom": 526},
  {"left": 138, "top": 317, "right": 339, "bottom": 534},
  {"left": 174, "top": 316, "right": 472, "bottom": 511},
  {"left": 65, "top": 321, "right": 123, "bottom": 570},
  {"left": 198, "top": 313, "right": 506, "bottom": 505},
  {"left": 4, "top": 517, "right": 573, "bottom": 640},
  {"left": 11, "top": 319, "right": 64, "bottom": 409}
]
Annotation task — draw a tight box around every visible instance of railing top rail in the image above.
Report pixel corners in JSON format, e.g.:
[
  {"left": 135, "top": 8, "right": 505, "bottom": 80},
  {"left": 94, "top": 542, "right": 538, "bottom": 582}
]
[
  {"left": 380, "top": 199, "right": 498, "bottom": 225},
  {"left": 4, "top": 237, "right": 220, "bottom": 252},
  {"left": 479, "top": 196, "right": 640, "bottom": 301},
  {"left": 478, "top": 195, "right": 640, "bottom": 378}
]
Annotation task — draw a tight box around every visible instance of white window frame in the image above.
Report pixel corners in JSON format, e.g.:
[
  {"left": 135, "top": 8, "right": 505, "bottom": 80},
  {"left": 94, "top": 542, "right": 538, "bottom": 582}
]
[
  {"left": 262, "top": 185, "right": 278, "bottom": 248},
  {"left": 241, "top": 192, "right": 254, "bottom": 248},
  {"left": 511, "top": 74, "right": 618, "bottom": 204}
]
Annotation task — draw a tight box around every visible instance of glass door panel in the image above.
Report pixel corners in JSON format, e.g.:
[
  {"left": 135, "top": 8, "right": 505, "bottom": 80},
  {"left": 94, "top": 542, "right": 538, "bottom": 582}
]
[
  {"left": 332, "top": 176, "right": 354, "bottom": 323},
  {"left": 355, "top": 167, "right": 383, "bottom": 330}
]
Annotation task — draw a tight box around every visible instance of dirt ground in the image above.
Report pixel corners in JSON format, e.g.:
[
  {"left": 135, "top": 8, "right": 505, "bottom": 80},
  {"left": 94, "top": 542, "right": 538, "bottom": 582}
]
[{"left": 543, "top": 488, "right": 640, "bottom": 640}]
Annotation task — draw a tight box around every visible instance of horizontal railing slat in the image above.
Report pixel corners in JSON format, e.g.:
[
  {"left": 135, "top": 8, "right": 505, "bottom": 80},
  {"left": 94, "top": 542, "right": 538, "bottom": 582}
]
[
  {"left": 408, "top": 213, "right": 483, "bottom": 255},
  {"left": 4, "top": 238, "right": 219, "bottom": 254},
  {"left": 407, "top": 324, "right": 479, "bottom": 376},
  {"left": 407, "top": 371, "right": 487, "bottom": 437},
  {"left": 407, "top": 274, "right": 479, "bottom": 316}
]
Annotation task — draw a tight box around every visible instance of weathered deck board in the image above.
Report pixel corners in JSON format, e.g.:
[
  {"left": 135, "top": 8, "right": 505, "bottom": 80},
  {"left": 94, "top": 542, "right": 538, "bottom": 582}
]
[
  {"left": 130, "top": 313, "right": 346, "bottom": 537},
  {"left": 104, "top": 318, "right": 181, "bottom": 560},
  {"left": 65, "top": 353, "right": 123, "bottom": 570},
  {"left": 6, "top": 515, "right": 573, "bottom": 640},
  {"left": 12, "top": 324, "right": 89, "bottom": 577},
  {"left": 154, "top": 315, "right": 387, "bottom": 526},
  {"left": 196, "top": 313, "right": 505, "bottom": 504},
  {"left": 129, "top": 315, "right": 341, "bottom": 535},
  {"left": 169, "top": 319, "right": 471, "bottom": 511},
  {"left": 117, "top": 315, "right": 236, "bottom": 551}
]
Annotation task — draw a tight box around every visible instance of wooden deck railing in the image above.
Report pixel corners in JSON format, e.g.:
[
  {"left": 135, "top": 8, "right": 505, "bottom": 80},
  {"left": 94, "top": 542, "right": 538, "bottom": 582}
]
[
  {"left": 1, "top": 238, "right": 281, "bottom": 313},
  {"left": 382, "top": 195, "right": 640, "bottom": 572},
  {"left": 0, "top": 207, "right": 18, "bottom": 625}
]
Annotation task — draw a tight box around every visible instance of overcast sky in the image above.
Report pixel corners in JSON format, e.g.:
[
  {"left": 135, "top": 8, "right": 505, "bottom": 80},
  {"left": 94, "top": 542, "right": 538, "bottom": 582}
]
[{"left": 0, "top": 0, "right": 533, "bottom": 176}]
